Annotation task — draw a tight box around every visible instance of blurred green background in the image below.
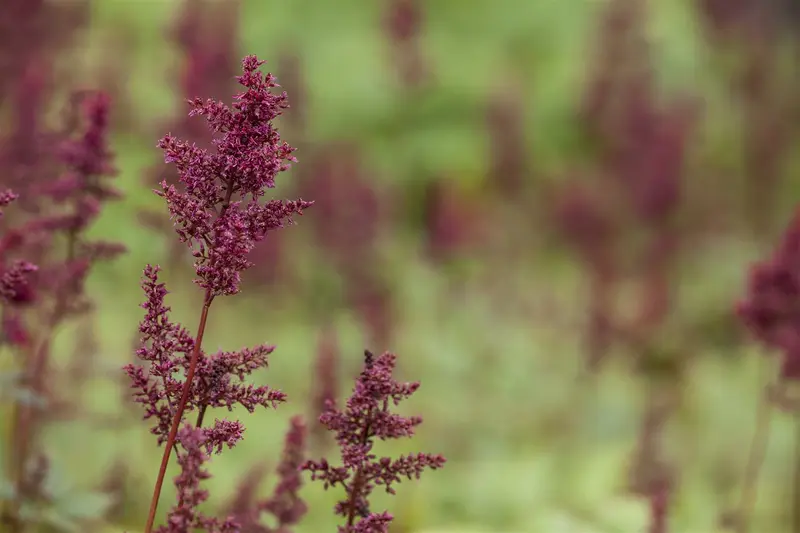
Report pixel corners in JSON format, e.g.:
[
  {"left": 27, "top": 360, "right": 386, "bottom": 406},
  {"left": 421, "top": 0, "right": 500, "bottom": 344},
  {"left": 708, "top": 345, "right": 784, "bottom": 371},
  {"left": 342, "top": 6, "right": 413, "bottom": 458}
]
[{"left": 3, "top": 0, "right": 800, "bottom": 531}]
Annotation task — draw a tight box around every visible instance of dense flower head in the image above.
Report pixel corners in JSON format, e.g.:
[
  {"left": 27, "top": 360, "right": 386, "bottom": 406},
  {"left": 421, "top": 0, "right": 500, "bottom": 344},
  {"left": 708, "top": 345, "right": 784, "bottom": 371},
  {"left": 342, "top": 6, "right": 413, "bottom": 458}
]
[
  {"left": 156, "top": 55, "right": 313, "bottom": 296},
  {"left": 0, "top": 190, "right": 37, "bottom": 307},
  {"left": 302, "top": 350, "right": 446, "bottom": 533},
  {"left": 738, "top": 207, "right": 800, "bottom": 379},
  {"left": 125, "top": 264, "right": 286, "bottom": 444}
]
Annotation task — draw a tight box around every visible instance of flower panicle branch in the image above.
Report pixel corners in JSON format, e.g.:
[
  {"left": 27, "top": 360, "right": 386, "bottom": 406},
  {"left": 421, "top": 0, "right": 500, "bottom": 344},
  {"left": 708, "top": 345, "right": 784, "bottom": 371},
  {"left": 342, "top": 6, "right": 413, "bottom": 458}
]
[
  {"left": 303, "top": 350, "right": 446, "bottom": 533},
  {"left": 124, "top": 264, "right": 286, "bottom": 442}
]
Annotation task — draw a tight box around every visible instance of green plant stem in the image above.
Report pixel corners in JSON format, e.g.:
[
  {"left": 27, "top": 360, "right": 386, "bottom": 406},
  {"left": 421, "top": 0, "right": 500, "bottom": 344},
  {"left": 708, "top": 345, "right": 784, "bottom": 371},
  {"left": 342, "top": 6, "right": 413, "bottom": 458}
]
[
  {"left": 793, "top": 413, "right": 800, "bottom": 533},
  {"left": 735, "top": 381, "right": 773, "bottom": 533}
]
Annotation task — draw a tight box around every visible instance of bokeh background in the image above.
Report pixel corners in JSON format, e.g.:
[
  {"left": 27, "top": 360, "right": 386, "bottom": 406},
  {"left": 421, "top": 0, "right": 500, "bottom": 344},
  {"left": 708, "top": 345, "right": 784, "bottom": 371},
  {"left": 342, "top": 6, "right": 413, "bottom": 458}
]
[{"left": 2, "top": 0, "right": 800, "bottom": 531}]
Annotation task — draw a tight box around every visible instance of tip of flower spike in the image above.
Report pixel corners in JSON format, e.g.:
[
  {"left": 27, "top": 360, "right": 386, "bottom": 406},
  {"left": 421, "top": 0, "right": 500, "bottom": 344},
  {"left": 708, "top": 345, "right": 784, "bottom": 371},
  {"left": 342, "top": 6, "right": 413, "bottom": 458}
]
[
  {"left": 0, "top": 190, "right": 19, "bottom": 207},
  {"left": 241, "top": 55, "right": 266, "bottom": 73}
]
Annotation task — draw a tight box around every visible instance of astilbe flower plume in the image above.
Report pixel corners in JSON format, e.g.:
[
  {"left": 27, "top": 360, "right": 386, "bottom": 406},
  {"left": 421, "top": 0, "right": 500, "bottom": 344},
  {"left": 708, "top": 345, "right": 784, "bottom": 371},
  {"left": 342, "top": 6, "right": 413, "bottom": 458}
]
[
  {"left": 303, "top": 350, "right": 446, "bottom": 533},
  {"left": 137, "top": 55, "right": 311, "bottom": 533},
  {"left": 0, "top": 0, "right": 89, "bottom": 232},
  {"left": 157, "top": 55, "right": 312, "bottom": 296},
  {"left": 239, "top": 50, "right": 308, "bottom": 290}
]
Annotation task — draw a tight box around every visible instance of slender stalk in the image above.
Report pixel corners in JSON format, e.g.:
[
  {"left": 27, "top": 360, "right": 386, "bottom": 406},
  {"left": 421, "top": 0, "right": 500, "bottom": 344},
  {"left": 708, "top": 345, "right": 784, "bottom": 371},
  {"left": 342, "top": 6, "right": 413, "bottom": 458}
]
[
  {"left": 734, "top": 381, "right": 773, "bottom": 533},
  {"left": 345, "top": 417, "right": 373, "bottom": 528},
  {"left": 637, "top": 378, "right": 672, "bottom": 533},
  {"left": 143, "top": 289, "right": 214, "bottom": 533},
  {"left": 793, "top": 414, "right": 800, "bottom": 533},
  {"left": 195, "top": 404, "right": 208, "bottom": 428}
]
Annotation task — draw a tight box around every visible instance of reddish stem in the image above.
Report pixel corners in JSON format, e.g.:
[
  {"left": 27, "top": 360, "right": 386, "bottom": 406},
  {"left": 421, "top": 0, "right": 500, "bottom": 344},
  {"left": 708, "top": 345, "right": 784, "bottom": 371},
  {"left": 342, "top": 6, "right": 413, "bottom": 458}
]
[
  {"left": 143, "top": 289, "right": 214, "bottom": 533},
  {"left": 345, "top": 416, "right": 373, "bottom": 528}
]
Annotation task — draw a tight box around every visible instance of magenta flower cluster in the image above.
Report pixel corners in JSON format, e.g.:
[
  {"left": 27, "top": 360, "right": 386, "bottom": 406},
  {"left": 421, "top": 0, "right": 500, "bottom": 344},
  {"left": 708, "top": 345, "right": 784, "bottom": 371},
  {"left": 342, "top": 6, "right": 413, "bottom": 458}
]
[
  {"left": 156, "top": 55, "right": 312, "bottom": 296},
  {"left": 0, "top": 191, "right": 36, "bottom": 305},
  {"left": 302, "top": 350, "right": 447, "bottom": 532},
  {"left": 124, "top": 264, "right": 285, "bottom": 446}
]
